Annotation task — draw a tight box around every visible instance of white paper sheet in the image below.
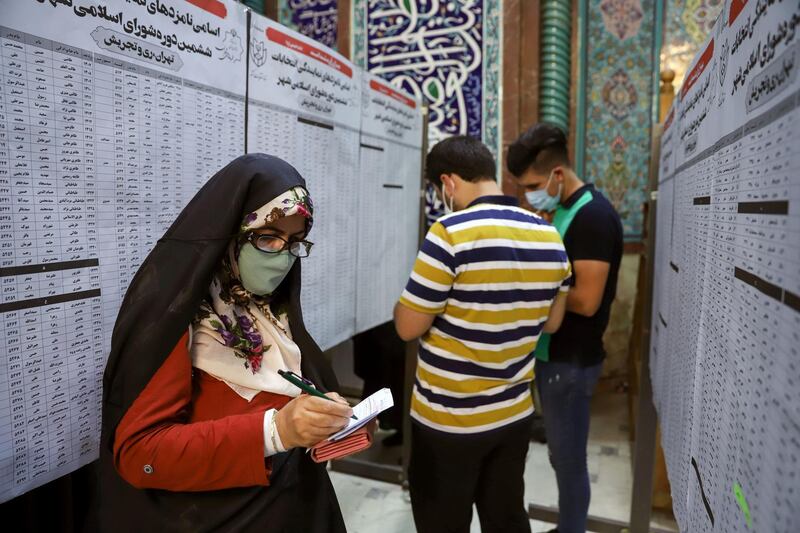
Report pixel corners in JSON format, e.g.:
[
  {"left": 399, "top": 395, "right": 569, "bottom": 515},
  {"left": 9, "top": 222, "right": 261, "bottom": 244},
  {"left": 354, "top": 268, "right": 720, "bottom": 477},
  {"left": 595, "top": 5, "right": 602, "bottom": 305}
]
[
  {"left": 247, "top": 11, "right": 360, "bottom": 350},
  {"left": 0, "top": 0, "right": 247, "bottom": 503},
  {"left": 649, "top": 2, "right": 800, "bottom": 530},
  {"left": 354, "top": 72, "right": 423, "bottom": 331},
  {"left": 0, "top": 1, "right": 426, "bottom": 504},
  {"left": 329, "top": 387, "right": 393, "bottom": 442}
]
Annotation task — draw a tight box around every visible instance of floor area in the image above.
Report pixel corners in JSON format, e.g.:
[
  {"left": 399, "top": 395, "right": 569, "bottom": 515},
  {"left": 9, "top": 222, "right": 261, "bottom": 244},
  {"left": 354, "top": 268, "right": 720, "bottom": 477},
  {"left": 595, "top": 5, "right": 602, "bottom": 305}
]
[{"left": 329, "top": 392, "right": 679, "bottom": 533}]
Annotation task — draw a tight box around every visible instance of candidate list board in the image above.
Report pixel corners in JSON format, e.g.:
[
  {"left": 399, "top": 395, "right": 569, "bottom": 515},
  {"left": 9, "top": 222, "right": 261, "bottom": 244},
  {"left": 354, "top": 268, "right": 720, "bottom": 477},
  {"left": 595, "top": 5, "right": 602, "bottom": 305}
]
[
  {"left": 650, "top": 1, "right": 800, "bottom": 531},
  {"left": 247, "top": 12, "right": 361, "bottom": 351},
  {"left": 356, "top": 73, "right": 423, "bottom": 332},
  {"left": 0, "top": 0, "right": 425, "bottom": 504},
  {"left": 0, "top": 0, "right": 247, "bottom": 502}
]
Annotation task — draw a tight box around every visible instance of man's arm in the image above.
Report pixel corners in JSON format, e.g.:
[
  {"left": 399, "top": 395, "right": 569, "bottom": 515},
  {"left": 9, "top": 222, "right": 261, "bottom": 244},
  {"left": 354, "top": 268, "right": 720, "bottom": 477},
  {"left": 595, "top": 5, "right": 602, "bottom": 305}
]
[
  {"left": 394, "top": 302, "right": 437, "bottom": 341},
  {"left": 394, "top": 221, "right": 456, "bottom": 341},
  {"left": 542, "top": 291, "right": 568, "bottom": 333},
  {"left": 566, "top": 259, "right": 610, "bottom": 317},
  {"left": 563, "top": 203, "right": 619, "bottom": 317}
]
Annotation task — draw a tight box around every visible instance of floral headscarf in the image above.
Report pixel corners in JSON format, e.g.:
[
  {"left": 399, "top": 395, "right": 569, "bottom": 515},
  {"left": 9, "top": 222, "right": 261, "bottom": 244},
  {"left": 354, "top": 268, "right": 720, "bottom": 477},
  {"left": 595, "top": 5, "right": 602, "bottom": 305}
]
[{"left": 190, "top": 186, "right": 314, "bottom": 400}]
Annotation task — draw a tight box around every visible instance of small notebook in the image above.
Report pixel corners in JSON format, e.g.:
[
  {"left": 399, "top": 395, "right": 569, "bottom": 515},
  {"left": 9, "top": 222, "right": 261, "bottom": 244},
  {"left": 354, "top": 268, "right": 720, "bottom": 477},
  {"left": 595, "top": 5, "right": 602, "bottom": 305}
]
[
  {"left": 310, "top": 427, "right": 372, "bottom": 463},
  {"left": 309, "top": 388, "right": 394, "bottom": 463}
]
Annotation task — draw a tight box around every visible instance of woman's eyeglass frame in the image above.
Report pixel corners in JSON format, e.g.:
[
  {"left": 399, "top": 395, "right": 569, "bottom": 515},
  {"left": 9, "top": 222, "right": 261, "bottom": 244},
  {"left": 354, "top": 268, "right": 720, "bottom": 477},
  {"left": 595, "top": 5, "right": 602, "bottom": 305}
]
[{"left": 245, "top": 232, "right": 314, "bottom": 258}]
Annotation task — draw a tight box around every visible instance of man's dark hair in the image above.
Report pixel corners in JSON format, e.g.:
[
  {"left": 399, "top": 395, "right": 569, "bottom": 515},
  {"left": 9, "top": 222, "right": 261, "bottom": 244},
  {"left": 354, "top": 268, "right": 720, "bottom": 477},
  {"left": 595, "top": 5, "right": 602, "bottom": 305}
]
[
  {"left": 506, "top": 123, "right": 571, "bottom": 177},
  {"left": 425, "top": 135, "right": 496, "bottom": 186}
]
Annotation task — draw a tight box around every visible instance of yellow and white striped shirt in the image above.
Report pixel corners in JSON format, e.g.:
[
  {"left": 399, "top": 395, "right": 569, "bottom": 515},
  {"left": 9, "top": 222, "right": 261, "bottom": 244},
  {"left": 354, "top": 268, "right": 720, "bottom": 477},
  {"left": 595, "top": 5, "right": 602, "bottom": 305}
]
[{"left": 399, "top": 196, "right": 571, "bottom": 434}]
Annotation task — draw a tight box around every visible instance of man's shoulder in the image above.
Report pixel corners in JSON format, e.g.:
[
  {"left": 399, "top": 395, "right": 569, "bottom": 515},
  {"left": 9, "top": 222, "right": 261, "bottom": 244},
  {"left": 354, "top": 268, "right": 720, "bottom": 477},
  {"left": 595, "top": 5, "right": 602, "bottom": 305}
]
[
  {"left": 562, "top": 189, "right": 623, "bottom": 255},
  {"left": 574, "top": 190, "right": 622, "bottom": 227},
  {"left": 440, "top": 204, "right": 551, "bottom": 228}
]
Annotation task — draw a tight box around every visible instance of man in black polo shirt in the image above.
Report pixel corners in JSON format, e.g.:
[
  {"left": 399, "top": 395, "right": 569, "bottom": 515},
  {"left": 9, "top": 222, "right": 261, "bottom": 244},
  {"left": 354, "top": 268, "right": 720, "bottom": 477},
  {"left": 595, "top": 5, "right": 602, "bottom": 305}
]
[{"left": 507, "top": 124, "right": 623, "bottom": 533}]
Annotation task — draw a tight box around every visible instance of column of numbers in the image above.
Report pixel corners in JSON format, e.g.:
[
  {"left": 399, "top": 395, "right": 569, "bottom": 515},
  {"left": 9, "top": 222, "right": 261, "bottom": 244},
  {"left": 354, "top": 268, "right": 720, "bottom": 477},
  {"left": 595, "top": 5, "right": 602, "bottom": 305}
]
[
  {"left": 122, "top": 64, "right": 140, "bottom": 291},
  {"left": 139, "top": 70, "right": 155, "bottom": 252},
  {"left": 28, "top": 36, "right": 58, "bottom": 268},
  {"left": 2, "top": 31, "right": 32, "bottom": 487},
  {"left": 0, "top": 31, "right": 14, "bottom": 494}
]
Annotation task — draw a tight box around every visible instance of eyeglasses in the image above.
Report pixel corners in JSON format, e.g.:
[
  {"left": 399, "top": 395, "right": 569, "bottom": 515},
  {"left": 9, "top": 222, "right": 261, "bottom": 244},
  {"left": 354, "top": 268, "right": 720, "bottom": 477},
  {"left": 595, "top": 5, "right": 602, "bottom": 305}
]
[{"left": 246, "top": 232, "right": 314, "bottom": 258}]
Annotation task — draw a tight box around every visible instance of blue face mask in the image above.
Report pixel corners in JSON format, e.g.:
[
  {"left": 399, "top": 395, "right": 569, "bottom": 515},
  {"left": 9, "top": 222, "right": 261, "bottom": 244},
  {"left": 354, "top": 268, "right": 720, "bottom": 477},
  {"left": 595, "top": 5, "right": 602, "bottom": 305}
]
[
  {"left": 237, "top": 242, "right": 296, "bottom": 296},
  {"left": 525, "top": 172, "right": 561, "bottom": 212}
]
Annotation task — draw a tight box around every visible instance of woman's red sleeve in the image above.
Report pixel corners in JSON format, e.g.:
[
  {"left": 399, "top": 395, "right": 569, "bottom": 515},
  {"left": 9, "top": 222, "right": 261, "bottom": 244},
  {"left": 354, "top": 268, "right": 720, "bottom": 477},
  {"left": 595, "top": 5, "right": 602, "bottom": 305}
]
[{"left": 113, "top": 331, "right": 270, "bottom": 491}]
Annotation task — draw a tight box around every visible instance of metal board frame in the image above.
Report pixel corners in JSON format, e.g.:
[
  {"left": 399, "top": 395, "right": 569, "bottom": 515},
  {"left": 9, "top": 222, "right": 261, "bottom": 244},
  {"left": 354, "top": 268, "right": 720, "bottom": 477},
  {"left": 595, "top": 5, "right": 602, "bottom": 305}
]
[{"left": 528, "top": 503, "right": 675, "bottom": 533}]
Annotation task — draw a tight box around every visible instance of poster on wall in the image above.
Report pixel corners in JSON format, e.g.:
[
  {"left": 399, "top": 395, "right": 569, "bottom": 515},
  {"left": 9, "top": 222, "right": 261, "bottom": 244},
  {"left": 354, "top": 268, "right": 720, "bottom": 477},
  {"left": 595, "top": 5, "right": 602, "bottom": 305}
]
[
  {"left": 650, "top": 1, "right": 800, "bottom": 531},
  {"left": 0, "top": 0, "right": 428, "bottom": 504},
  {"left": 355, "top": 72, "right": 423, "bottom": 332},
  {"left": 0, "top": 0, "right": 248, "bottom": 502},
  {"left": 247, "top": 12, "right": 361, "bottom": 350}
]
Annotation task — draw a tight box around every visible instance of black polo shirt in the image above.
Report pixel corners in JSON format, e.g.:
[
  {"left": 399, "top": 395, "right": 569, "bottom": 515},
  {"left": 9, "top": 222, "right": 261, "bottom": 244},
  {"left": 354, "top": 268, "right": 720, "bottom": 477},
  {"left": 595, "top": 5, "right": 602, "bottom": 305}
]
[{"left": 550, "top": 184, "right": 623, "bottom": 366}]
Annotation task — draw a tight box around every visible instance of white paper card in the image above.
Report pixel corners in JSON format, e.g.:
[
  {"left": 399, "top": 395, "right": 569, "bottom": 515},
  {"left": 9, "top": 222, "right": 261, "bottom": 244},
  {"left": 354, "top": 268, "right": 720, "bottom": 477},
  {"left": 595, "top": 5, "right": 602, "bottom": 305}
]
[{"left": 329, "top": 388, "right": 394, "bottom": 442}]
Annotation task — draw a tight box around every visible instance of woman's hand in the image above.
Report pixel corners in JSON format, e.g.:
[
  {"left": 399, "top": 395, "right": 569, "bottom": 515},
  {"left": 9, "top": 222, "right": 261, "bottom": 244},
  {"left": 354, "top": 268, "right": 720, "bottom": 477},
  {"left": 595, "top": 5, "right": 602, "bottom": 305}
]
[{"left": 274, "top": 392, "right": 353, "bottom": 449}]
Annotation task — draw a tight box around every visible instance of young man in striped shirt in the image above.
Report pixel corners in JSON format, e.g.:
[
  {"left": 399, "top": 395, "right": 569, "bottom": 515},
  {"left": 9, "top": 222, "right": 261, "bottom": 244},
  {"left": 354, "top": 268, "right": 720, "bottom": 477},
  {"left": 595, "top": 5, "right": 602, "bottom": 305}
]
[{"left": 394, "top": 136, "right": 572, "bottom": 533}]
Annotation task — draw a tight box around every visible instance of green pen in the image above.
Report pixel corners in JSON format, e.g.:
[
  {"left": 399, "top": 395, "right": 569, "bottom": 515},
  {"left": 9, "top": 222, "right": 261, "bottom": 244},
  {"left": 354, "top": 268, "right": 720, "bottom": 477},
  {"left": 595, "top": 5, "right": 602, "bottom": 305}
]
[{"left": 278, "top": 369, "right": 358, "bottom": 420}]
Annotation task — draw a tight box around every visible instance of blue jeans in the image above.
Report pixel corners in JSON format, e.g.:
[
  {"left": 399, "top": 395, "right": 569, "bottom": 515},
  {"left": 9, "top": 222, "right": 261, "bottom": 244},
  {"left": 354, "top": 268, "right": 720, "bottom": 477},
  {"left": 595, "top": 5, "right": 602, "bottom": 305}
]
[{"left": 536, "top": 360, "right": 603, "bottom": 533}]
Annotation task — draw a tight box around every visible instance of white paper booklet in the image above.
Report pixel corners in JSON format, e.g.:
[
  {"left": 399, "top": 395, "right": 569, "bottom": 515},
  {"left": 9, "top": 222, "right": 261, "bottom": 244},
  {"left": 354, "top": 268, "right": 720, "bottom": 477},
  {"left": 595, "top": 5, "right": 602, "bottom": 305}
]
[{"left": 330, "top": 388, "right": 394, "bottom": 442}]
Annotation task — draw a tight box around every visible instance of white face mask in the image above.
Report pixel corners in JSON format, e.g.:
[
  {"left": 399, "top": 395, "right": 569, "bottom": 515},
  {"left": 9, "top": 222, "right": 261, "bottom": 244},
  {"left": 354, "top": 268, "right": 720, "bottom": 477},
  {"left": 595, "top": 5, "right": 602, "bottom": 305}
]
[{"left": 440, "top": 181, "right": 455, "bottom": 214}]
